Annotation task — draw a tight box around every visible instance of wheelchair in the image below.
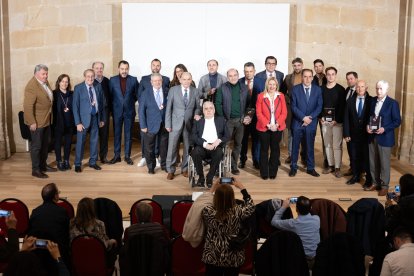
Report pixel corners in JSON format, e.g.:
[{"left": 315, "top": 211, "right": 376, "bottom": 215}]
[{"left": 188, "top": 145, "right": 231, "bottom": 188}]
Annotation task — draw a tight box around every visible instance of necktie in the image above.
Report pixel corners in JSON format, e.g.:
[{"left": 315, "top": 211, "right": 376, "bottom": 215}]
[
  {"left": 357, "top": 97, "right": 363, "bottom": 118},
  {"left": 247, "top": 79, "right": 252, "bottom": 96},
  {"left": 184, "top": 89, "right": 188, "bottom": 107},
  {"left": 305, "top": 87, "right": 310, "bottom": 103},
  {"left": 347, "top": 89, "right": 354, "bottom": 100},
  {"left": 269, "top": 73, "right": 273, "bottom": 78},
  {"left": 89, "top": 86, "right": 96, "bottom": 115},
  {"left": 155, "top": 89, "right": 162, "bottom": 108}
]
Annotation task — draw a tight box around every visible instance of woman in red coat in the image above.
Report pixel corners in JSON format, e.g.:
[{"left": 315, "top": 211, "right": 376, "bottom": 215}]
[{"left": 256, "top": 77, "right": 287, "bottom": 179}]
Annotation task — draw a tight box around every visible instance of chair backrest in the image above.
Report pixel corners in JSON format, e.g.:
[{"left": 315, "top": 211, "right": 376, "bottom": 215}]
[
  {"left": 129, "top": 198, "right": 163, "bottom": 225},
  {"left": 93, "top": 197, "right": 123, "bottom": 245},
  {"left": 239, "top": 239, "right": 257, "bottom": 275},
  {"left": 310, "top": 198, "right": 347, "bottom": 241},
  {"left": 56, "top": 198, "right": 75, "bottom": 219},
  {"left": 71, "top": 234, "right": 113, "bottom": 276},
  {"left": 170, "top": 200, "right": 193, "bottom": 237},
  {"left": 0, "top": 198, "right": 30, "bottom": 238},
  {"left": 171, "top": 235, "right": 205, "bottom": 276}
]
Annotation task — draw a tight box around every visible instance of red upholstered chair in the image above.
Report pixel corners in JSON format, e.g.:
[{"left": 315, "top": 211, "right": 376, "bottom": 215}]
[
  {"left": 171, "top": 235, "right": 205, "bottom": 276},
  {"left": 170, "top": 200, "right": 193, "bottom": 238},
  {"left": 239, "top": 239, "right": 257, "bottom": 275},
  {"left": 71, "top": 234, "right": 115, "bottom": 276},
  {"left": 129, "top": 198, "right": 163, "bottom": 225},
  {"left": 56, "top": 198, "right": 75, "bottom": 219},
  {"left": 0, "top": 198, "right": 29, "bottom": 238}
]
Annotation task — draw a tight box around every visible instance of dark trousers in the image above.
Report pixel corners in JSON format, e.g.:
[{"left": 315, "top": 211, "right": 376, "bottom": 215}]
[
  {"left": 113, "top": 113, "right": 133, "bottom": 159},
  {"left": 259, "top": 130, "right": 282, "bottom": 178},
  {"left": 240, "top": 121, "right": 260, "bottom": 164},
  {"left": 205, "top": 264, "right": 240, "bottom": 276},
  {"left": 319, "top": 121, "right": 328, "bottom": 167},
  {"left": 291, "top": 127, "right": 317, "bottom": 170},
  {"left": 54, "top": 128, "right": 73, "bottom": 162},
  {"left": 99, "top": 108, "right": 110, "bottom": 160},
  {"left": 350, "top": 140, "right": 372, "bottom": 182},
  {"left": 227, "top": 118, "right": 244, "bottom": 170},
  {"left": 30, "top": 125, "right": 51, "bottom": 172},
  {"left": 191, "top": 145, "right": 223, "bottom": 181},
  {"left": 143, "top": 126, "right": 168, "bottom": 170},
  {"left": 346, "top": 140, "right": 352, "bottom": 169}
]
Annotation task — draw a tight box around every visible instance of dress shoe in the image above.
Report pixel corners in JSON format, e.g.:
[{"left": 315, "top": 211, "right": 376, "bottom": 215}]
[
  {"left": 253, "top": 162, "right": 260, "bottom": 169},
  {"left": 42, "top": 165, "right": 57, "bottom": 172},
  {"left": 270, "top": 176, "right": 276, "bottom": 179},
  {"left": 334, "top": 168, "right": 342, "bottom": 178},
  {"left": 125, "top": 157, "right": 134, "bottom": 165},
  {"left": 100, "top": 158, "right": 109, "bottom": 164},
  {"left": 206, "top": 179, "right": 213, "bottom": 188},
  {"left": 167, "top": 173, "right": 174, "bottom": 180},
  {"left": 285, "top": 156, "right": 291, "bottom": 164},
  {"left": 346, "top": 176, "right": 360, "bottom": 185},
  {"left": 182, "top": 171, "right": 188, "bottom": 177},
  {"left": 32, "top": 170, "right": 48, "bottom": 178},
  {"left": 148, "top": 169, "right": 155, "bottom": 174},
  {"left": 57, "top": 161, "right": 66, "bottom": 171},
  {"left": 364, "top": 184, "right": 377, "bottom": 191},
  {"left": 231, "top": 169, "right": 240, "bottom": 175},
  {"left": 75, "top": 166, "right": 82, "bottom": 173},
  {"left": 195, "top": 178, "right": 205, "bottom": 187},
  {"left": 322, "top": 166, "right": 335, "bottom": 174},
  {"left": 238, "top": 162, "right": 245, "bottom": 169},
  {"left": 261, "top": 176, "right": 268, "bottom": 180},
  {"left": 344, "top": 168, "right": 353, "bottom": 176},
  {"left": 378, "top": 188, "right": 389, "bottom": 196},
  {"left": 363, "top": 180, "right": 373, "bottom": 188},
  {"left": 64, "top": 160, "right": 71, "bottom": 170},
  {"left": 289, "top": 169, "right": 297, "bottom": 177},
  {"left": 109, "top": 157, "right": 121, "bottom": 164},
  {"left": 89, "top": 164, "right": 102, "bottom": 170},
  {"left": 307, "top": 169, "right": 320, "bottom": 177}
]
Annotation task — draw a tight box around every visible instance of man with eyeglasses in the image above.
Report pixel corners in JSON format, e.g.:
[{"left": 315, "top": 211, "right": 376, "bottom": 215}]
[{"left": 256, "top": 56, "right": 284, "bottom": 88}]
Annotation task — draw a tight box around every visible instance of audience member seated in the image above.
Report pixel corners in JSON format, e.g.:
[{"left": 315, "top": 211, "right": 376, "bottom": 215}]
[
  {"left": 70, "top": 197, "right": 117, "bottom": 266},
  {"left": 28, "top": 183, "right": 70, "bottom": 270},
  {"left": 0, "top": 212, "right": 19, "bottom": 262},
  {"left": 271, "top": 196, "right": 320, "bottom": 268},
  {"left": 202, "top": 178, "right": 255, "bottom": 276},
  {"left": 380, "top": 227, "right": 414, "bottom": 276}
]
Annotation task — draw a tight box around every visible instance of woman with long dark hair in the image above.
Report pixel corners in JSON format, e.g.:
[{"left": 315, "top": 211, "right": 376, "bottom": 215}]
[{"left": 169, "top": 64, "right": 196, "bottom": 88}]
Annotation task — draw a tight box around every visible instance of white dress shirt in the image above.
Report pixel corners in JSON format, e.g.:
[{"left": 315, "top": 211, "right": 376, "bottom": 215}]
[
  {"left": 202, "top": 117, "right": 218, "bottom": 147},
  {"left": 374, "top": 95, "right": 387, "bottom": 117}
]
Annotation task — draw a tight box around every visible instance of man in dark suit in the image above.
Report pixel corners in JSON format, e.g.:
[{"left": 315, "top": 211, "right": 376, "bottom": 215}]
[
  {"left": 366, "top": 80, "right": 401, "bottom": 196},
  {"left": 165, "top": 72, "right": 202, "bottom": 180},
  {"left": 239, "top": 62, "right": 265, "bottom": 169},
  {"left": 73, "top": 69, "right": 105, "bottom": 172},
  {"left": 92, "top": 61, "right": 111, "bottom": 164},
  {"left": 108, "top": 60, "right": 139, "bottom": 165},
  {"left": 28, "top": 183, "right": 70, "bottom": 269},
  {"left": 191, "top": 101, "right": 230, "bottom": 187},
  {"left": 139, "top": 73, "right": 169, "bottom": 174},
  {"left": 256, "top": 56, "right": 284, "bottom": 87},
  {"left": 289, "top": 69, "right": 323, "bottom": 177},
  {"left": 343, "top": 80, "right": 373, "bottom": 186},
  {"left": 137, "top": 58, "right": 170, "bottom": 168}
]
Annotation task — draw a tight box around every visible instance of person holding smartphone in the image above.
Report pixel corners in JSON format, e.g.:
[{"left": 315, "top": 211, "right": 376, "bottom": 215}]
[{"left": 0, "top": 211, "right": 19, "bottom": 261}]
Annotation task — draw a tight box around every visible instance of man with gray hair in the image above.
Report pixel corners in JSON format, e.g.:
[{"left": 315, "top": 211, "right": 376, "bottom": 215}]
[
  {"left": 365, "top": 80, "right": 401, "bottom": 196},
  {"left": 198, "top": 59, "right": 227, "bottom": 103},
  {"left": 23, "top": 64, "right": 57, "bottom": 178}
]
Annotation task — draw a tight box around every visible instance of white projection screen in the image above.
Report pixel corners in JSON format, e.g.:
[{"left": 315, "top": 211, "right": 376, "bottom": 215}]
[{"left": 122, "top": 3, "right": 290, "bottom": 84}]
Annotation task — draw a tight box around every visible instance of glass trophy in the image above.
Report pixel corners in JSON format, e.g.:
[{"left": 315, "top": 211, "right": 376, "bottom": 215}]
[
  {"left": 369, "top": 115, "right": 382, "bottom": 132},
  {"left": 324, "top": 108, "right": 335, "bottom": 122}
]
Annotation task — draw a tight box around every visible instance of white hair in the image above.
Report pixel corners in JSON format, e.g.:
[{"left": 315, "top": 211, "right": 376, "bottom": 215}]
[{"left": 377, "top": 80, "right": 389, "bottom": 92}]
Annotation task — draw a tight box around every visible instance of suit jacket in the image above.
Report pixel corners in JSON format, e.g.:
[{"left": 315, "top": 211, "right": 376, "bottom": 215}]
[
  {"left": 137, "top": 74, "right": 170, "bottom": 101},
  {"left": 191, "top": 116, "right": 230, "bottom": 148},
  {"left": 198, "top": 73, "right": 228, "bottom": 99},
  {"left": 73, "top": 82, "right": 105, "bottom": 129},
  {"left": 256, "top": 70, "right": 284, "bottom": 90},
  {"left": 94, "top": 77, "right": 110, "bottom": 111},
  {"left": 138, "top": 87, "right": 168, "bottom": 134},
  {"left": 343, "top": 93, "right": 372, "bottom": 142},
  {"left": 239, "top": 76, "right": 266, "bottom": 109},
  {"left": 256, "top": 92, "right": 288, "bottom": 132},
  {"left": 291, "top": 84, "right": 323, "bottom": 131},
  {"left": 367, "top": 96, "right": 401, "bottom": 147},
  {"left": 109, "top": 75, "right": 139, "bottom": 119},
  {"left": 165, "top": 85, "right": 201, "bottom": 132},
  {"left": 23, "top": 77, "right": 53, "bottom": 128}
]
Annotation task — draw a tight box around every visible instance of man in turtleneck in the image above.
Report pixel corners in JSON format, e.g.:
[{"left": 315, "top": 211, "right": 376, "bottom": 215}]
[{"left": 198, "top": 59, "right": 227, "bottom": 103}]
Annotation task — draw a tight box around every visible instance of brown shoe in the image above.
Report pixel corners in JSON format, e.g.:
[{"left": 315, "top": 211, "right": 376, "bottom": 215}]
[
  {"left": 322, "top": 166, "right": 334, "bottom": 174},
  {"left": 285, "top": 156, "right": 291, "bottom": 164},
  {"left": 364, "top": 184, "right": 377, "bottom": 191},
  {"left": 378, "top": 188, "right": 389, "bottom": 196},
  {"left": 182, "top": 171, "right": 188, "bottom": 177},
  {"left": 32, "top": 170, "right": 48, "bottom": 178},
  {"left": 334, "top": 168, "right": 342, "bottom": 178},
  {"left": 167, "top": 173, "right": 174, "bottom": 180}
]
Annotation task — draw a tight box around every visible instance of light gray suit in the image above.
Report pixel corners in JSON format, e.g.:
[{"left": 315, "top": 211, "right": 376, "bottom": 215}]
[
  {"left": 165, "top": 85, "right": 201, "bottom": 174},
  {"left": 198, "top": 73, "right": 227, "bottom": 100}
]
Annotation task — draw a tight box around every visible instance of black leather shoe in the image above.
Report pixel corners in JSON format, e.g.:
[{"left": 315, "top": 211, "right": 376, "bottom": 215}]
[
  {"left": 64, "top": 160, "right": 71, "bottom": 170},
  {"left": 32, "top": 170, "right": 48, "bottom": 178},
  {"left": 148, "top": 169, "right": 155, "bottom": 174},
  {"left": 195, "top": 178, "right": 205, "bottom": 187},
  {"left": 253, "top": 161, "right": 260, "bottom": 169},
  {"left": 231, "top": 169, "right": 240, "bottom": 175},
  {"left": 125, "top": 157, "right": 134, "bottom": 165},
  {"left": 75, "top": 166, "right": 82, "bottom": 173},
  {"left": 206, "top": 179, "right": 213, "bottom": 188},
  {"left": 100, "top": 158, "right": 109, "bottom": 164},
  {"left": 261, "top": 176, "right": 268, "bottom": 180},
  {"left": 307, "top": 169, "right": 320, "bottom": 177},
  {"left": 42, "top": 165, "right": 57, "bottom": 172},
  {"left": 89, "top": 164, "right": 102, "bottom": 170},
  {"left": 57, "top": 162, "right": 66, "bottom": 171},
  {"left": 346, "top": 176, "right": 360, "bottom": 185},
  {"left": 238, "top": 162, "right": 245, "bottom": 169},
  {"left": 289, "top": 169, "right": 297, "bottom": 177},
  {"left": 108, "top": 157, "right": 121, "bottom": 164}
]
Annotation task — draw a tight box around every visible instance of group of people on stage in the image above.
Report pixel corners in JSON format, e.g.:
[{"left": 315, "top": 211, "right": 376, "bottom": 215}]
[{"left": 23, "top": 56, "right": 401, "bottom": 195}]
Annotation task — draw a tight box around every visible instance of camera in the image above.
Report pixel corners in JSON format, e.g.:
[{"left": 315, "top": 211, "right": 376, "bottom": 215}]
[
  {"left": 0, "top": 209, "right": 11, "bottom": 217},
  {"left": 35, "top": 239, "right": 48, "bottom": 249},
  {"left": 220, "top": 177, "right": 234, "bottom": 184},
  {"left": 386, "top": 192, "right": 397, "bottom": 200},
  {"left": 290, "top": 197, "right": 298, "bottom": 204}
]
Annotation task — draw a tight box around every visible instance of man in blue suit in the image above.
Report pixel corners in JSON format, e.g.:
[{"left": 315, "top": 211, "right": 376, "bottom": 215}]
[
  {"left": 139, "top": 73, "right": 169, "bottom": 174},
  {"left": 137, "top": 59, "right": 170, "bottom": 168},
  {"left": 256, "top": 56, "right": 284, "bottom": 88},
  {"left": 365, "top": 80, "right": 401, "bottom": 196},
  {"left": 73, "top": 69, "right": 105, "bottom": 172},
  {"left": 108, "top": 60, "right": 139, "bottom": 165},
  {"left": 289, "top": 69, "right": 323, "bottom": 177}
]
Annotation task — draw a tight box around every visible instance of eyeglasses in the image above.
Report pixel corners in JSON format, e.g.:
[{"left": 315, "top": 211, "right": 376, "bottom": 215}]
[{"left": 266, "top": 62, "right": 277, "bottom": 66}]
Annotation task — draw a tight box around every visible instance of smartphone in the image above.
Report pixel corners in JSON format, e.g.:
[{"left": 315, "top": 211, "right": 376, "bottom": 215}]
[
  {"left": 220, "top": 177, "right": 233, "bottom": 184},
  {"left": 35, "top": 239, "right": 48, "bottom": 249},
  {"left": 290, "top": 197, "right": 298, "bottom": 204},
  {"left": 0, "top": 209, "right": 11, "bottom": 217},
  {"left": 386, "top": 192, "right": 397, "bottom": 200},
  {"left": 395, "top": 185, "right": 400, "bottom": 193}
]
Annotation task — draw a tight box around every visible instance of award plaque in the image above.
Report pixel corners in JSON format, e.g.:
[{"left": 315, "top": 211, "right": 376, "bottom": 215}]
[
  {"left": 324, "top": 108, "right": 335, "bottom": 122},
  {"left": 369, "top": 115, "right": 382, "bottom": 131}
]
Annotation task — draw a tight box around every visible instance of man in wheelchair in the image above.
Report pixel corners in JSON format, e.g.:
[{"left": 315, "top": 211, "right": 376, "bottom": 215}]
[{"left": 191, "top": 101, "right": 230, "bottom": 187}]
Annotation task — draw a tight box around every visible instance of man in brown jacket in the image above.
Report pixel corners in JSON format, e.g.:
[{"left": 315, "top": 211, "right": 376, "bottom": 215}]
[{"left": 24, "top": 64, "right": 57, "bottom": 178}]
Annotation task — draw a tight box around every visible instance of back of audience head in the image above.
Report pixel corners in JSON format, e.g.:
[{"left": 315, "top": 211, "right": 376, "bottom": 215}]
[
  {"left": 213, "top": 184, "right": 235, "bottom": 221},
  {"left": 399, "top": 173, "right": 414, "bottom": 199},
  {"left": 136, "top": 202, "right": 153, "bottom": 223},
  {"left": 41, "top": 183, "right": 59, "bottom": 203},
  {"left": 392, "top": 227, "right": 412, "bottom": 249},
  {"left": 296, "top": 196, "right": 311, "bottom": 215},
  {"left": 72, "top": 197, "right": 96, "bottom": 231}
]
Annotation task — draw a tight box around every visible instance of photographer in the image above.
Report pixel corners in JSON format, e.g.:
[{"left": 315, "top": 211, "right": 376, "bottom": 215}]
[{"left": 0, "top": 211, "right": 19, "bottom": 261}]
